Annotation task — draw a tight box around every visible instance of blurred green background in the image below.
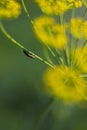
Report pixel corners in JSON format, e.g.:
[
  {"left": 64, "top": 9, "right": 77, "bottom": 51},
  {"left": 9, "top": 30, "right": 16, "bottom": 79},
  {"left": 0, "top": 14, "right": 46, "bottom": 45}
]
[{"left": 0, "top": 0, "right": 87, "bottom": 130}]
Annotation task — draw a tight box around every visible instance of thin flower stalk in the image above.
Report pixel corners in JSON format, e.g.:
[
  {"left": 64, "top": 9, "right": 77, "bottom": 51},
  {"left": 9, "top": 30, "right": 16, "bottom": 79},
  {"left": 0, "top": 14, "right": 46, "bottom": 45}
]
[{"left": 0, "top": 21, "right": 54, "bottom": 68}]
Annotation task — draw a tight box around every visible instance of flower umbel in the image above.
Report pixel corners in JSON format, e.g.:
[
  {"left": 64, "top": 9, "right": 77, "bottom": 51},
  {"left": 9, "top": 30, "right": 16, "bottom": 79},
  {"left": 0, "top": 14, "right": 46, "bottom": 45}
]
[
  {"left": 33, "top": 16, "right": 67, "bottom": 49},
  {"left": 70, "top": 18, "right": 87, "bottom": 39},
  {"left": 44, "top": 66, "right": 87, "bottom": 103},
  {"left": 0, "top": 0, "right": 21, "bottom": 18},
  {"left": 35, "top": 0, "right": 83, "bottom": 15}
]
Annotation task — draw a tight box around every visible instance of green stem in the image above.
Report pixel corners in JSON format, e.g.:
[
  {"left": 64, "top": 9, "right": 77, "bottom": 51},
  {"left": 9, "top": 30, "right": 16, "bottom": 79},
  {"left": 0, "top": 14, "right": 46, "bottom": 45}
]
[
  {"left": 72, "top": 38, "right": 79, "bottom": 66},
  {"left": 82, "top": 8, "right": 87, "bottom": 20},
  {"left": 80, "top": 74, "right": 87, "bottom": 78},
  {"left": 46, "top": 45, "right": 59, "bottom": 64},
  {"left": 81, "top": 7, "right": 87, "bottom": 47},
  {"left": 59, "top": 13, "right": 69, "bottom": 66},
  {"left": 22, "top": 0, "right": 67, "bottom": 67},
  {"left": 59, "top": 14, "right": 64, "bottom": 25},
  {"left": 63, "top": 46, "right": 69, "bottom": 66},
  {"left": 32, "top": 98, "right": 54, "bottom": 130},
  {"left": 21, "top": 0, "right": 59, "bottom": 65},
  {"left": 55, "top": 49, "right": 65, "bottom": 66},
  {"left": 21, "top": 0, "right": 33, "bottom": 25},
  {"left": 82, "top": 39, "right": 87, "bottom": 47},
  {"left": 69, "top": 9, "right": 75, "bottom": 66},
  {"left": 81, "top": 8, "right": 87, "bottom": 47},
  {"left": 0, "top": 22, "right": 24, "bottom": 49},
  {"left": 0, "top": 21, "right": 54, "bottom": 68}
]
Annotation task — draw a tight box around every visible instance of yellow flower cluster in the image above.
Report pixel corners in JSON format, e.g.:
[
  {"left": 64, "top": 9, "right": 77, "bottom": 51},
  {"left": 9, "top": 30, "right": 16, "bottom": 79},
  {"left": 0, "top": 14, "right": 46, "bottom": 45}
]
[
  {"left": 33, "top": 16, "right": 67, "bottom": 48},
  {"left": 44, "top": 66, "right": 87, "bottom": 103},
  {"left": 43, "top": 46, "right": 87, "bottom": 103},
  {"left": 35, "top": 0, "right": 83, "bottom": 15},
  {"left": 33, "top": 16, "right": 87, "bottom": 49},
  {"left": 67, "top": 0, "right": 83, "bottom": 8},
  {"left": 70, "top": 18, "right": 87, "bottom": 39},
  {"left": 0, "top": 0, "right": 21, "bottom": 18},
  {"left": 33, "top": 0, "right": 87, "bottom": 103}
]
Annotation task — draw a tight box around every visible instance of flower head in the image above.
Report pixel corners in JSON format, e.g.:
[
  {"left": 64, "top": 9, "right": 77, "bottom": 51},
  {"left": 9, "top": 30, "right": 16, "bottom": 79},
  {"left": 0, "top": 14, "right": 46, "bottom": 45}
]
[
  {"left": 0, "top": 0, "right": 21, "bottom": 19},
  {"left": 44, "top": 66, "right": 87, "bottom": 103},
  {"left": 70, "top": 18, "right": 87, "bottom": 39},
  {"left": 33, "top": 16, "right": 67, "bottom": 49},
  {"left": 35, "top": 0, "right": 83, "bottom": 15}
]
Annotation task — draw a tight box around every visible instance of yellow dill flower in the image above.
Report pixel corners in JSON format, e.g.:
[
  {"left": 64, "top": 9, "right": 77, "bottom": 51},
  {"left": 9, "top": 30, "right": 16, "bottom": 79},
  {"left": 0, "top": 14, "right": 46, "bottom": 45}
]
[
  {"left": 33, "top": 16, "right": 67, "bottom": 49},
  {"left": 73, "top": 47, "right": 87, "bottom": 73},
  {"left": 70, "top": 18, "right": 87, "bottom": 39},
  {"left": 44, "top": 66, "right": 87, "bottom": 103},
  {"left": 0, "top": 0, "right": 21, "bottom": 19},
  {"left": 67, "top": 0, "right": 83, "bottom": 8},
  {"left": 74, "top": 1, "right": 83, "bottom": 8},
  {"left": 35, "top": 0, "right": 68, "bottom": 15},
  {"left": 35, "top": 0, "right": 83, "bottom": 15}
]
